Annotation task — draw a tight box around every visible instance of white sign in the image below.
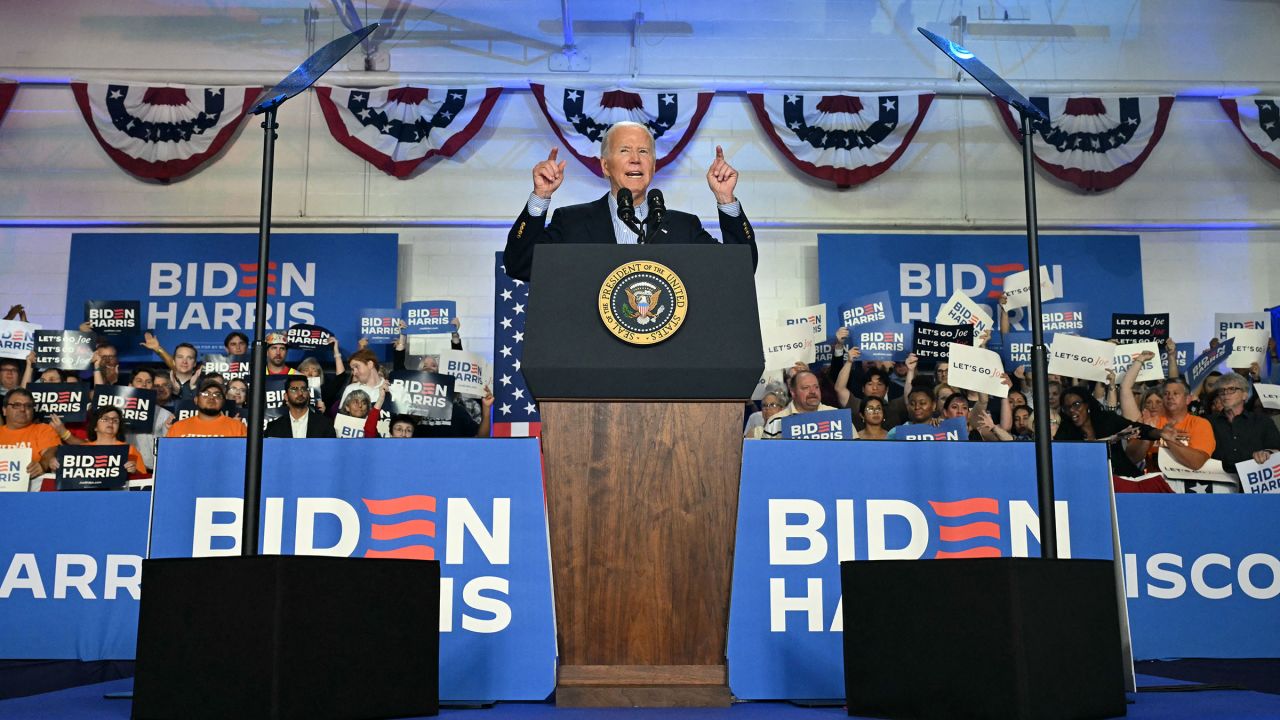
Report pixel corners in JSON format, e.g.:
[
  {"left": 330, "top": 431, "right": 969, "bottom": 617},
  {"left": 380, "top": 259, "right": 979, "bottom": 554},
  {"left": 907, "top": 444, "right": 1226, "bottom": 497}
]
[
  {"left": 1214, "top": 312, "right": 1269, "bottom": 341},
  {"left": 0, "top": 448, "right": 28, "bottom": 492},
  {"left": 751, "top": 370, "right": 783, "bottom": 402},
  {"left": 1001, "top": 266, "right": 1059, "bottom": 310},
  {"left": 1047, "top": 334, "right": 1114, "bottom": 382},
  {"left": 334, "top": 413, "right": 366, "bottom": 438},
  {"left": 1226, "top": 328, "right": 1269, "bottom": 369},
  {"left": 1255, "top": 383, "right": 1280, "bottom": 411},
  {"left": 1112, "top": 342, "right": 1165, "bottom": 383},
  {"left": 934, "top": 292, "right": 993, "bottom": 337},
  {"left": 946, "top": 343, "right": 1009, "bottom": 398},
  {"left": 1236, "top": 453, "right": 1280, "bottom": 494},
  {"left": 777, "top": 304, "right": 827, "bottom": 341},
  {"left": 407, "top": 335, "right": 453, "bottom": 359},
  {"left": 762, "top": 323, "right": 816, "bottom": 371},
  {"left": 438, "top": 350, "right": 490, "bottom": 398},
  {"left": 1158, "top": 449, "right": 1240, "bottom": 492},
  {"left": 0, "top": 320, "right": 40, "bottom": 361}
]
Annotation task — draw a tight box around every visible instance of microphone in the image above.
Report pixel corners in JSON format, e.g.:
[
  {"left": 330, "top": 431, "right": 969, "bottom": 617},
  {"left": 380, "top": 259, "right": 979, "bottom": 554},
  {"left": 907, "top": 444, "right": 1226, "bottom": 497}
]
[
  {"left": 616, "top": 188, "right": 644, "bottom": 240},
  {"left": 646, "top": 188, "right": 666, "bottom": 230}
]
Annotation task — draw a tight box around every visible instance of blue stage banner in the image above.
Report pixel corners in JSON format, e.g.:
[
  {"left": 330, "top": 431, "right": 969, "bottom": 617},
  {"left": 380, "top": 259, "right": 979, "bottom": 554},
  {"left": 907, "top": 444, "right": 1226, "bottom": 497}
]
[
  {"left": 0, "top": 493, "right": 149, "bottom": 659},
  {"left": 817, "top": 234, "right": 1141, "bottom": 338},
  {"left": 149, "top": 438, "right": 555, "bottom": 701},
  {"left": 727, "top": 442, "right": 1115, "bottom": 700},
  {"left": 781, "top": 409, "right": 854, "bottom": 440},
  {"left": 65, "top": 233, "right": 398, "bottom": 362},
  {"left": 891, "top": 417, "right": 969, "bottom": 441},
  {"left": 1116, "top": 494, "right": 1280, "bottom": 660}
]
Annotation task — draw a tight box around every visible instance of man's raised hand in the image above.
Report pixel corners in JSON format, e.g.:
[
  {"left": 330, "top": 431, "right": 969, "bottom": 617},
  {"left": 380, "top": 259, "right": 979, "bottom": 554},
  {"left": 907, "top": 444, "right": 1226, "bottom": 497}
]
[
  {"left": 706, "top": 145, "right": 738, "bottom": 204},
  {"left": 533, "top": 148, "right": 566, "bottom": 199}
]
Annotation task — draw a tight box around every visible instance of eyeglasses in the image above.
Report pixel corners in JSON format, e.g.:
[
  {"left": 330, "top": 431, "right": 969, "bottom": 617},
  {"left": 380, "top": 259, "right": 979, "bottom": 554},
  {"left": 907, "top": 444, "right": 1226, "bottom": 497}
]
[
  {"left": 5, "top": 402, "right": 33, "bottom": 409},
  {"left": 199, "top": 390, "right": 224, "bottom": 398},
  {"left": 287, "top": 386, "right": 310, "bottom": 393},
  {"left": 1065, "top": 400, "right": 1086, "bottom": 411},
  {"left": 1219, "top": 387, "right": 1245, "bottom": 395},
  {"left": 762, "top": 402, "right": 784, "bottom": 409}
]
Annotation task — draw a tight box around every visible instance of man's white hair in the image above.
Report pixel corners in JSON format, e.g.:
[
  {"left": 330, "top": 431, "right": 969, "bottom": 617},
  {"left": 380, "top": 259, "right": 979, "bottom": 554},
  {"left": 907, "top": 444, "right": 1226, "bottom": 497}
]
[{"left": 600, "top": 120, "right": 656, "bottom": 156}]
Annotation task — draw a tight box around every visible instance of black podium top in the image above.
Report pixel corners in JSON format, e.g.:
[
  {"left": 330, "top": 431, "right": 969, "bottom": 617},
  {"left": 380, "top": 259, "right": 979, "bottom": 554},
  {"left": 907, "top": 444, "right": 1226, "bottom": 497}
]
[{"left": 522, "top": 244, "right": 764, "bottom": 400}]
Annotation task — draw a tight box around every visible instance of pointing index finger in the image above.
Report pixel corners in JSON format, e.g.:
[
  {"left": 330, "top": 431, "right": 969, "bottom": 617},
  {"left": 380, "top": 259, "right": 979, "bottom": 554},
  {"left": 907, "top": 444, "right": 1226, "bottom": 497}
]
[
  {"left": 547, "top": 148, "right": 559, "bottom": 162},
  {"left": 715, "top": 145, "right": 725, "bottom": 160}
]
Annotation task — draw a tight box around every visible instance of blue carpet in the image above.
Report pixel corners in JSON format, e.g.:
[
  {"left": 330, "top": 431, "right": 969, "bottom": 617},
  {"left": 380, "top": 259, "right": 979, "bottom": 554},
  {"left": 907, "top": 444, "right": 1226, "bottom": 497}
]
[{"left": 3, "top": 676, "right": 1280, "bottom": 719}]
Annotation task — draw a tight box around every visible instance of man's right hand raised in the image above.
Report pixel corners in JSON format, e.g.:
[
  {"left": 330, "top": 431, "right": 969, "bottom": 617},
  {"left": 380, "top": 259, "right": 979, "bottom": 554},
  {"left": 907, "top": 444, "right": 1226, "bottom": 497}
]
[{"left": 533, "top": 148, "right": 566, "bottom": 199}]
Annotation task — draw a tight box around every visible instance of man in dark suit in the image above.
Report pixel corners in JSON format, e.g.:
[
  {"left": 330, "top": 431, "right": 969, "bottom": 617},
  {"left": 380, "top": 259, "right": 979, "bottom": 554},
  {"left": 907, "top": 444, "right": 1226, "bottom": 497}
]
[
  {"left": 264, "top": 375, "right": 336, "bottom": 439},
  {"left": 503, "top": 121, "right": 756, "bottom": 281}
]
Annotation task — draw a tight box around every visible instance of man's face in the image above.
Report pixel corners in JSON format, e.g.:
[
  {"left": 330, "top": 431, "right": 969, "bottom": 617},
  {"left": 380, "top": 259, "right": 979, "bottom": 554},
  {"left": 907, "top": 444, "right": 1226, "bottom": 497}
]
[
  {"left": 1161, "top": 382, "right": 1190, "bottom": 415},
  {"left": 130, "top": 372, "right": 153, "bottom": 390},
  {"left": 600, "top": 125, "right": 654, "bottom": 199},
  {"left": 285, "top": 382, "right": 311, "bottom": 409},
  {"left": 0, "top": 363, "right": 20, "bottom": 389},
  {"left": 862, "top": 375, "right": 886, "bottom": 400},
  {"left": 1013, "top": 408, "right": 1032, "bottom": 434},
  {"left": 391, "top": 422, "right": 415, "bottom": 438},
  {"left": 174, "top": 347, "right": 197, "bottom": 374},
  {"left": 935, "top": 362, "right": 949, "bottom": 384},
  {"left": 153, "top": 375, "right": 172, "bottom": 402},
  {"left": 792, "top": 372, "right": 821, "bottom": 413},
  {"left": 196, "top": 386, "right": 225, "bottom": 416},
  {"left": 266, "top": 344, "right": 287, "bottom": 368},
  {"left": 351, "top": 359, "right": 376, "bottom": 384},
  {"left": 226, "top": 336, "right": 248, "bottom": 356},
  {"left": 3, "top": 394, "right": 34, "bottom": 429},
  {"left": 906, "top": 392, "right": 935, "bottom": 422},
  {"left": 1048, "top": 384, "right": 1062, "bottom": 409},
  {"left": 98, "top": 347, "right": 119, "bottom": 370},
  {"left": 421, "top": 355, "right": 440, "bottom": 373}
]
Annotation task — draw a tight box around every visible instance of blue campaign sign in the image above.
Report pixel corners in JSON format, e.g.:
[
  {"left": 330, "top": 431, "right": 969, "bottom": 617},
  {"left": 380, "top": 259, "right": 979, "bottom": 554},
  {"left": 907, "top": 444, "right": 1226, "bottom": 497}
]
[
  {"left": 360, "top": 307, "right": 402, "bottom": 345},
  {"left": 149, "top": 438, "right": 555, "bottom": 701},
  {"left": 1117, "top": 495, "right": 1280, "bottom": 659},
  {"left": 0, "top": 492, "right": 150, "bottom": 659},
  {"left": 65, "top": 233, "right": 398, "bottom": 362},
  {"left": 818, "top": 234, "right": 1139, "bottom": 339},
  {"left": 1188, "top": 338, "right": 1233, "bottom": 391},
  {"left": 402, "top": 300, "right": 457, "bottom": 335},
  {"left": 1040, "top": 302, "right": 1090, "bottom": 336},
  {"left": 1160, "top": 342, "right": 1196, "bottom": 377},
  {"left": 851, "top": 322, "right": 910, "bottom": 361},
  {"left": 999, "top": 331, "right": 1033, "bottom": 367},
  {"left": 889, "top": 417, "right": 969, "bottom": 441},
  {"left": 781, "top": 409, "right": 855, "bottom": 440},
  {"left": 837, "top": 291, "right": 894, "bottom": 331},
  {"left": 727, "top": 442, "right": 1116, "bottom": 700}
]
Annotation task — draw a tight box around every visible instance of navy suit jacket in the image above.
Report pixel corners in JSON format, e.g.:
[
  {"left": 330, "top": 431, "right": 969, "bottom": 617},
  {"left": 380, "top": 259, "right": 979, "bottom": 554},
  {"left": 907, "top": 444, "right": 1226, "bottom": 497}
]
[{"left": 503, "top": 193, "right": 756, "bottom": 281}]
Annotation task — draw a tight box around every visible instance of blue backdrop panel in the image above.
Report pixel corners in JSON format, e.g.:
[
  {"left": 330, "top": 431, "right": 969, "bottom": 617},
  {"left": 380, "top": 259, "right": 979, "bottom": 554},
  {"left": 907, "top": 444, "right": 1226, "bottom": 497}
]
[
  {"left": 1116, "top": 494, "right": 1280, "bottom": 660},
  {"left": 148, "top": 437, "right": 556, "bottom": 701},
  {"left": 65, "top": 233, "right": 398, "bottom": 362},
  {"left": 727, "top": 442, "right": 1115, "bottom": 700},
  {"left": 0, "top": 493, "right": 150, "bottom": 659},
  {"left": 817, "top": 233, "right": 1143, "bottom": 336}
]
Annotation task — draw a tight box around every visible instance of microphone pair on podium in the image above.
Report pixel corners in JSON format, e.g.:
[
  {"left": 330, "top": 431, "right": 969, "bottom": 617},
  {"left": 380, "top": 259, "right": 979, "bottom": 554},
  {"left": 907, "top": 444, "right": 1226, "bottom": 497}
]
[{"left": 616, "top": 188, "right": 666, "bottom": 243}]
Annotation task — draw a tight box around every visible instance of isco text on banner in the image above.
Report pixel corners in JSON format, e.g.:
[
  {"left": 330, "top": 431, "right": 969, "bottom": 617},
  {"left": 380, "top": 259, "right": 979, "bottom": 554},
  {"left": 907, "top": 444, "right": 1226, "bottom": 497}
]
[
  {"left": 781, "top": 409, "right": 856, "bottom": 440},
  {"left": 1000, "top": 266, "right": 1059, "bottom": 310},
  {"left": 1236, "top": 454, "right": 1280, "bottom": 494},
  {"left": 1048, "top": 333, "right": 1114, "bottom": 382},
  {"left": 285, "top": 323, "right": 333, "bottom": 350},
  {"left": 360, "top": 308, "right": 402, "bottom": 345},
  {"left": 55, "top": 444, "right": 128, "bottom": 491},
  {"left": 778, "top": 304, "right": 827, "bottom": 341},
  {"left": 201, "top": 354, "right": 251, "bottom": 382},
  {"left": 91, "top": 386, "right": 155, "bottom": 432},
  {"left": 84, "top": 300, "right": 141, "bottom": 337},
  {"left": 1111, "top": 312, "right": 1169, "bottom": 343},
  {"left": 0, "top": 319, "right": 39, "bottom": 360},
  {"left": 1226, "top": 328, "right": 1269, "bottom": 369},
  {"left": 439, "top": 350, "right": 490, "bottom": 398},
  {"left": 762, "top": 323, "right": 816, "bottom": 371},
  {"left": 33, "top": 330, "right": 95, "bottom": 371},
  {"left": 1113, "top": 342, "right": 1165, "bottom": 383},
  {"left": 1187, "top": 338, "right": 1233, "bottom": 391},
  {"left": 946, "top": 343, "right": 1009, "bottom": 398},
  {"left": 1215, "top": 312, "right": 1269, "bottom": 341},
  {"left": 837, "top": 292, "right": 894, "bottom": 331},
  {"left": 853, "top": 322, "right": 911, "bottom": 362},
  {"left": 893, "top": 416, "right": 969, "bottom": 441},
  {"left": 935, "top": 291, "right": 994, "bottom": 337},
  {"left": 0, "top": 448, "right": 28, "bottom": 492},
  {"left": 911, "top": 321, "right": 972, "bottom": 363},
  {"left": 1255, "top": 383, "right": 1280, "bottom": 410},
  {"left": 388, "top": 370, "right": 455, "bottom": 421},
  {"left": 31, "top": 383, "right": 89, "bottom": 423},
  {"left": 402, "top": 300, "right": 456, "bottom": 335}
]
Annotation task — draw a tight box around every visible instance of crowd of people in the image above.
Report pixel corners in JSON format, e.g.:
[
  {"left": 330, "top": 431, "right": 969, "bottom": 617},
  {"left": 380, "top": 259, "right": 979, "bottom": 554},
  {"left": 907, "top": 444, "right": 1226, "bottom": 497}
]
[{"left": 0, "top": 304, "right": 493, "bottom": 487}]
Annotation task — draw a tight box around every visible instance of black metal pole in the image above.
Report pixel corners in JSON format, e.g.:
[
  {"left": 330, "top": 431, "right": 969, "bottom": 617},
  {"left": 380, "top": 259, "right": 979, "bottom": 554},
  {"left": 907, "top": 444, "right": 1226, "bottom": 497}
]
[
  {"left": 1020, "top": 109, "right": 1057, "bottom": 559},
  {"left": 241, "top": 105, "right": 278, "bottom": 556}
]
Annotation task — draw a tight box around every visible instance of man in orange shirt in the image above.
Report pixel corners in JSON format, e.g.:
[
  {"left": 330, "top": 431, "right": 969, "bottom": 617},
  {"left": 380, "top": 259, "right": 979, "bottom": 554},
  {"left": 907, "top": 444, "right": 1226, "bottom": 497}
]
[
  {"left": 1127, "top": 376, "right": 1215, "bottom": 470},
  {"left": 0, "top": 388, "right": 62, "bottom": 478},
  {"left": 166, "top": 380, "right": 247, "bottom": 438}
]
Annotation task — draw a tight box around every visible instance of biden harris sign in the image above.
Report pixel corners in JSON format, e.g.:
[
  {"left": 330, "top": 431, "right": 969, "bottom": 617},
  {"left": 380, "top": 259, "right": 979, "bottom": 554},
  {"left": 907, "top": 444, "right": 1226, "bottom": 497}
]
[{"left": 66, "top": 233, "right": 398, "bottom": 362}]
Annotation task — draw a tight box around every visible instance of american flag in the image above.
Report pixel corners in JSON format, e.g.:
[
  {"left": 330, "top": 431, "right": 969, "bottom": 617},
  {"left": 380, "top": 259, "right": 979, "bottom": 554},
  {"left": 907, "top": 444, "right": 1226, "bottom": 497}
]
[{"left": 491, "top": 252, "right": 541, "bottom": 437}]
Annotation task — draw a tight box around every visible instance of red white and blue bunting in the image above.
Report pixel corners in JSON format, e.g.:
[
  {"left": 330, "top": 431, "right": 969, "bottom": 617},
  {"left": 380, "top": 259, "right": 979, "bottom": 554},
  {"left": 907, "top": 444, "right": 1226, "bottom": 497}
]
[
  {"left": 0, "top": 80, "right": 16, "bottom": 131},
  {"left": 748, "top": 92, "right": 934, "bottom": 187},
  {"left": 530, "top": 84, "right": 713, "bottom": 177},
  {"left": 315, "top": 85, "right": 503, "bottom": 178},
  {"left": 994, "top": 95, "right": 1174, "bottom": 193},
  {"left": 70, "top": 82, "right": 261, "bottom": 182},
  {"left": 1219, "top": 97, "right": 1280, "bottom": 171}
]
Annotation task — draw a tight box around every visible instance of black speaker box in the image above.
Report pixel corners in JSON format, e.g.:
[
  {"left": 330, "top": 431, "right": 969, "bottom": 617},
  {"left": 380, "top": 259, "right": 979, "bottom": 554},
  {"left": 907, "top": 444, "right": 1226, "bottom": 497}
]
[
  {"left": 842, "top": 558, "right": 1125, "bottom": 720},
  {"left": 132, "top": 555, "right": 440, "bottom": 720}
]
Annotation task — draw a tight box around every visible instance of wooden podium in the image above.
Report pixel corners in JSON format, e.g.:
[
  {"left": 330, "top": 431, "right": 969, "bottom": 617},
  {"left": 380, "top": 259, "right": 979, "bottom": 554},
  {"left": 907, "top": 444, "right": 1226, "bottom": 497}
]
[{"left": 522, "top": 245, "right": 763, "bottom": 707}]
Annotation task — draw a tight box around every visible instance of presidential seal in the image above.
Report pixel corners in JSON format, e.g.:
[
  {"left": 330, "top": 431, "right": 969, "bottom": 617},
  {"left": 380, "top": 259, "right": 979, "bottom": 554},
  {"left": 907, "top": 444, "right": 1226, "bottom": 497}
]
[{"left": 598, "top": 261, "right": 688, "bottom": 345}]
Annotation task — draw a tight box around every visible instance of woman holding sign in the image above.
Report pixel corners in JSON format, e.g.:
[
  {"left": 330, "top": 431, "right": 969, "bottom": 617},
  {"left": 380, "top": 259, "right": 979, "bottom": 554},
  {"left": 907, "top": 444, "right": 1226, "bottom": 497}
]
[
  {"left": 44, "top": 406, "right": 148, "bottom": 480},
  {"left": 1055, "top": 387, "right": 1143, "bottom": 477}
]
